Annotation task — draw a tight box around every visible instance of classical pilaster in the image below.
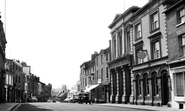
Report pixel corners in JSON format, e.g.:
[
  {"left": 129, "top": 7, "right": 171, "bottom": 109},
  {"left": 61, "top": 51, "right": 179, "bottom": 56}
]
[
  {"left": 110, "top": 71, "right": 113, "bottom": 103},
  {"left": 115, "top": 70, "right": 119, "bottom": 103},
  {"left": 122, "top": 69, "right": 126, "bottom": 103},
  {"left": 129, "top": 70, "right": 134, "bottom": 104}
]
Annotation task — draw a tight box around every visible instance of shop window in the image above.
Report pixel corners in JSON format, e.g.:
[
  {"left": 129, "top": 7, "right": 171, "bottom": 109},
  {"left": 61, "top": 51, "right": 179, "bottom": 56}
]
[{"left": 174, "top": 72, "right": 185, "bottom": 97}]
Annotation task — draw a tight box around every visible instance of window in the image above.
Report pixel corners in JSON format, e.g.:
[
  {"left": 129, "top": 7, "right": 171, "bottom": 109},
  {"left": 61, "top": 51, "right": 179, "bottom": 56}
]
[
  {"left": 174, "top": 72, "right": 185, "bottom": 97},
  {"left": 151, "top": 40, "right": 161, "bottom": 59},
  {"left": 136, "top": 47, "right": 144, "bottom": 64},
  {"left": 143, "top": 74, "right": 149, "bottom": 96},
  {"left": 136, "top": 75, "right": 140, "bottom": 96},
  {"left": 101, "top": 68, "right": 103, "bottom": 80},
  {"left": 151, "top": 12, "right": 159, "bottom": 31},
  {"left": 101, "top": 54, "right": 103, "bottom": 64},
  {"left": 177, "top": 8, "right": 185, "bottom": 24},
  {"left": 118, "top": 29, "right": 122, "bottom": 56},
  {"left": 152, "top": 74, "right": 159, "bottom": 96},
  {"left": 179, "top": 34, "right": 185, "bottom": 56},
  {"left": 113, "top": 36, "right": 117, "bottom": 58},
  {"left": 135, "top": 23, "right": 142, "bottom": 40},
  {"left": 106, "top": 67, "right": 108, "bottom": 78},
  {"left": 106, "top": 54, "right": 108, "bottom": 61},
  {"left": 125, "top": 30, "right": 131, "bottom": 53}
]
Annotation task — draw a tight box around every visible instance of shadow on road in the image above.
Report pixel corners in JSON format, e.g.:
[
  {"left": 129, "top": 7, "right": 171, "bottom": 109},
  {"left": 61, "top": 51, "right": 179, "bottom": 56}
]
[{"left": 15, "top": 103, "right": 54, "bottom": 111}]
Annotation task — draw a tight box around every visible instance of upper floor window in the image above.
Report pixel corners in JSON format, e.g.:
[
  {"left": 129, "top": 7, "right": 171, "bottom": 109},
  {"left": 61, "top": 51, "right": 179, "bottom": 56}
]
[
  {"left": 125, "top": 30, "right": 131, "bottom": 53},
  {"left": 101, "top": 54, "right": 103, "bottom": 64},
  {"left": 150, "top": 12, "right": 159, "bottom": 31},
  {"left": 151, "top": 40, "right": 161, "bottom": 59},
  {"left": 106, "top": 54, "right": 108, "bottom": 62},
  {"left": 179, "top": 34, "right": 185, "bottom": 56},
  {"left": 135, "top": 23, "right": 142, "bottom": 40},
  {"left": 118, "top": 29, "right": 122, "bottom": 56},
  {"left": 177, "top": 8, "right": 185, "bottom": 24}
]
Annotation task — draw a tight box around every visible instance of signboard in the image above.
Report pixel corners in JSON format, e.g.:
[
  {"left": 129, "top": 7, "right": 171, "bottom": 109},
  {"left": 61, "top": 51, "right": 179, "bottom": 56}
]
[
  {"left": 98, "top": 79, "right": 101, "bottom": 83},
  {"left": 137, "top": 51, "right": 146, "bottom": 59}
]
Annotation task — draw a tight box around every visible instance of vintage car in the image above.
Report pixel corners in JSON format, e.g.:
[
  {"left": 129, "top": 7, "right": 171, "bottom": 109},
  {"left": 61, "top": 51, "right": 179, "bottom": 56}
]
[{"left": 78, "top": 92, "right": 91, "bottom": 104}]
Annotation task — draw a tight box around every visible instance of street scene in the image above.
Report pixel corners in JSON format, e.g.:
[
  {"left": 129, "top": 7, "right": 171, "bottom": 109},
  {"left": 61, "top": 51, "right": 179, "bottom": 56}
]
[{"left": 1, "top": 0, "right": 185, "bottom": 111}]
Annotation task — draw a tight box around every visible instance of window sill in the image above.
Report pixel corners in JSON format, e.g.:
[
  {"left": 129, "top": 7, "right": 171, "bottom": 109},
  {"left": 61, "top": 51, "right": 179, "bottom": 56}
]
[
  {"left": 174, "top": 96, "right": 185, "bottom": 103},
  {"left": 176, "top": 22, "right": 185, "bottom": 28}
]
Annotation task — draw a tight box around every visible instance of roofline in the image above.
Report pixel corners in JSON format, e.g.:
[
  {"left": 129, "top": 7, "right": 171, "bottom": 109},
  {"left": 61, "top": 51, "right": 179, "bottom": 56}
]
[{"left": 108, "top": 6, "right": 140, "bottom": 29}]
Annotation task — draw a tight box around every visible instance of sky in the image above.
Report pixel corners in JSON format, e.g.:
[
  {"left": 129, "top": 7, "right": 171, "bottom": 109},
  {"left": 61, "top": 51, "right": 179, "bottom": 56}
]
[{"left": 0, "top": 0, "right": 148, "bottom": 89}]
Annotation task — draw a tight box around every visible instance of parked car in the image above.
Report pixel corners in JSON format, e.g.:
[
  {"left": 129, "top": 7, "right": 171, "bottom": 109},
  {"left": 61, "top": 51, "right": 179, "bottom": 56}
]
[
  {"left": 31, "top": 96, "right": 38, "bottom": 102},
  {"left": 78, "top": 92, "right": 91, "bottom": 104}
]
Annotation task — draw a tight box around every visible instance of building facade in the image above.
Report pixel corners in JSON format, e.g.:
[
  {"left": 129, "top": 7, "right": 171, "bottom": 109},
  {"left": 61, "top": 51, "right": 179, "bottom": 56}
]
[
  {"left": 132, "top": 0, "right": 170, "bottom": 106},
  {"left": 108, "top": 6, "right": 140, "bottom": 104},
  {"left": 164, "top": 0, "right": 185, "bottom": 109},
  {"left": 0, "top": 13, "right": 7, "bottom": 103}
]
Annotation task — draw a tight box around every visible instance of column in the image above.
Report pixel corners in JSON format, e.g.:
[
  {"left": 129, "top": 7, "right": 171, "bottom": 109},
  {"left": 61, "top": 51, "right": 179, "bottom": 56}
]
[
  {"left": 129, "top": 70, "right": 134, "bottom": 104},
  {"left": 122, "top": 25, "right": 125, "bottom": 55},
  {"left": 110, "top": 71, "right": 114, "bottom": 103},
  {"left": 115, "top": 70, "right": 119, "bottom": 103},
  {"left": 116, "top": 30, "right": 118, "bottom": 58},
  {"left": 122, "top": 69, "right": 126, "bottom": 103}
]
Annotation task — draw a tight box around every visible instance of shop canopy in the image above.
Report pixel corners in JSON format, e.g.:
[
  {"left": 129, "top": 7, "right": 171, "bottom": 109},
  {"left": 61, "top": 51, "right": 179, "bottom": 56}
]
[{"left": 85, "top": 84, "right": 99, "bottom": 92}]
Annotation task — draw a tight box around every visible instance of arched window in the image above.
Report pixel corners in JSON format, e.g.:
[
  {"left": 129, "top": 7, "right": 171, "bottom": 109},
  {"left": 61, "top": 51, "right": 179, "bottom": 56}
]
[
  {"left": 136, "top": 75, "right": 141, "bottom": 96},
  {"left": 143, "top": 74, "right": 149, "bottom": 96},
  {"left": 152, "top": 73, "right": 159, "bottom": 96}
]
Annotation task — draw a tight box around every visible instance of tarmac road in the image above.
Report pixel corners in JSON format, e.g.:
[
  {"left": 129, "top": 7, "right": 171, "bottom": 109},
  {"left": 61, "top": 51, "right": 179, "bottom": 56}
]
[{"left": 13, "top": 102, "right": 155, "bottom": 111}]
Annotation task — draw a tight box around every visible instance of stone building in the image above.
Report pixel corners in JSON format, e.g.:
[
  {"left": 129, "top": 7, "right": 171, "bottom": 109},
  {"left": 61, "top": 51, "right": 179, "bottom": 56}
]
[
  {"left": 0, "top": 13, "right": 7, "bottom": 103},
  {"left": 163, "top": 0, "right": 185, "bottom": 109},
  {"left": 108, "top": 6, "right": 140, "bottom": 104},
  {"left": 132, "top": 0, "right": 169, "bottom": 106}
]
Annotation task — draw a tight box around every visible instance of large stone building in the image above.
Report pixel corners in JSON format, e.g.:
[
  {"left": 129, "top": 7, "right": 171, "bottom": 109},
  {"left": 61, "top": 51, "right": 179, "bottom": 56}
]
[
  {"left": 108, "top": 6, "right": 140, "bottom": 104},
  {"left": 163, "top": 0, "right": 185, "bottom": 109},
  {"left": 0, "top": 13, "right": 7, "bottom": 103}
]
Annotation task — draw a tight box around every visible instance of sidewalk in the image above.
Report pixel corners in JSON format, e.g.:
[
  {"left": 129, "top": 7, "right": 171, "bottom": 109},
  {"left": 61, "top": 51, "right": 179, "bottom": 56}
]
[
  {"left": 0, "top": 103, "right": 19, "bottom": 111},
  {"left": 95, "top": 103, "right": 184, "bottom": 111}
]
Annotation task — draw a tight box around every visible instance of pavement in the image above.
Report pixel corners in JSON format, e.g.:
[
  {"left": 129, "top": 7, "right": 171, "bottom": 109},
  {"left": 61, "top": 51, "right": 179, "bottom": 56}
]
[
  {"left": 0, "top": 102, "right": 185, "bottom": 111},
  {"left": 95, "top": 103, "right": 184, "bottom": 111},
  {"left": 0, "top": 103, "right": 19, "bottom": 111}
]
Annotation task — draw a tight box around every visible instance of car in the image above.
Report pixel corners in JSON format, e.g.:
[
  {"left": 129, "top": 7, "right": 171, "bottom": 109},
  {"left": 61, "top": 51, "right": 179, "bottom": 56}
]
[
  {"left": 31, "top": 96, "right": 38, "bottom": 102},
  {"left": 78, "top": 93, "right": 91, "bottom": 104}
]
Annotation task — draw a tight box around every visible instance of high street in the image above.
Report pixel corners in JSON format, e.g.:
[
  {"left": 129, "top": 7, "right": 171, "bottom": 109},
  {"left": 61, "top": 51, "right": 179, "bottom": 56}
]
[
  {"left": 13, "top": 103, "right": 151, "bottom": 111},
  {"left": 11, "top": 102, "right": 184, "bottom": 111}
]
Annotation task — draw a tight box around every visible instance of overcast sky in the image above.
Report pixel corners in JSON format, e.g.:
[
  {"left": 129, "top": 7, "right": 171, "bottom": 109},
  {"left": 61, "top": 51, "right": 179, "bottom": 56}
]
[{"left": 0, "top": 0, "right": 148, "bottom": 89}]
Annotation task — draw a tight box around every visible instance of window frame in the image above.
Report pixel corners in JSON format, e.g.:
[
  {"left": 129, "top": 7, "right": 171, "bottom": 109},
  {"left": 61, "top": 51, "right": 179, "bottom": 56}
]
[
  {"left": 135, "top": 22, "right": 142, "bottom": 41},
  {"left": 178, "top": 33, "right": 185, "bottom": 56},
  {"left": 150, "top": 35, "right": 161, "bottom": 60},
  {"left": 135, "top": 43, "right": 144, "bottom": 64},
  {"left": 177, "top": 7, "right": 185, "bottom": 25},
  {"left": 174, "top": 72, "right": 185, "bottom": 97},
  {"left": 150, "top": 11, "right": 160, "bottom": 33}
]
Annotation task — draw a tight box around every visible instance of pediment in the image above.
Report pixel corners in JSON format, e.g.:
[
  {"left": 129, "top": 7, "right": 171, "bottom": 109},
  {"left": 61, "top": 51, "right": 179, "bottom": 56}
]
[{"left": 112, "top": 14, "right": 121, "bottom": 23}]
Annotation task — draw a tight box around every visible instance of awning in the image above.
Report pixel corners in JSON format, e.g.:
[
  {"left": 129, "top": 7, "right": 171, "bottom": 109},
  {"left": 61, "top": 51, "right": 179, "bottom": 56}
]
[{"left": 85, "top": 84, "right": 99, "bottom": 92}]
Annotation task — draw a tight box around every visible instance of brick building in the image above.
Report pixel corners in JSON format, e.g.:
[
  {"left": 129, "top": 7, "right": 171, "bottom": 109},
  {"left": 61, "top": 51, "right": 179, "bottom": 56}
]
[{"left": 163, "top": 0, "right": 185, "bottom": 109}]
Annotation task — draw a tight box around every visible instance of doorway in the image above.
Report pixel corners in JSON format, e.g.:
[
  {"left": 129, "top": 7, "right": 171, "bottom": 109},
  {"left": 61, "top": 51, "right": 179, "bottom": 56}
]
[{"left": 161, "top": 71, "right": 169, "bottom": 105}]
